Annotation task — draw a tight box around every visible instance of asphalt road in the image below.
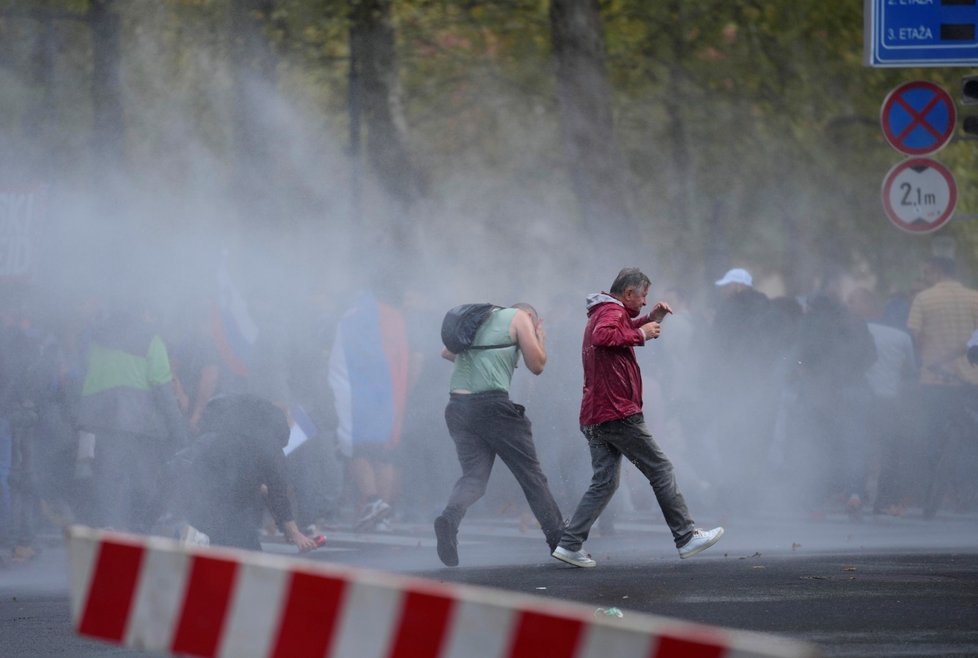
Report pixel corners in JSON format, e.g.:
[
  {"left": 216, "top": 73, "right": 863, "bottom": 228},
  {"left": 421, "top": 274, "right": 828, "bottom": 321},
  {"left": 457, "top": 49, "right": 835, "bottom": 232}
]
[{"left": 2, "top": 510, "right": 977, "bottom": 657}]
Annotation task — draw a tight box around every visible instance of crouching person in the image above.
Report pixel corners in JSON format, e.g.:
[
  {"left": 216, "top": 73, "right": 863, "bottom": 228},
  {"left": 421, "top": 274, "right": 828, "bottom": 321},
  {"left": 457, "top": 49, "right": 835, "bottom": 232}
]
[{"left": 166, "top": 393, "right": 318, "bottom": 553}]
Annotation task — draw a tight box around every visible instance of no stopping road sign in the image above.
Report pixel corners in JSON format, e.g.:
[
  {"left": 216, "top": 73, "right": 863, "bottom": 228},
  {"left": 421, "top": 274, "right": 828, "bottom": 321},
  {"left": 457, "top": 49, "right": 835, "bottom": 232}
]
[
  {"left": 881, "top": 158, "right": 957, "bottom": 234},
  {"left": 881, "top": 81, "right": 956, "bottom": 156}
]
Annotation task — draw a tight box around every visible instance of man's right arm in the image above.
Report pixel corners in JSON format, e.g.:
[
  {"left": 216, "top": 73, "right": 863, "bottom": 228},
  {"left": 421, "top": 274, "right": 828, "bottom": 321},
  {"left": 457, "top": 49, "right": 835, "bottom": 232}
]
[{"left": 513, "top": 309, "right": 547, "bottom": 375}]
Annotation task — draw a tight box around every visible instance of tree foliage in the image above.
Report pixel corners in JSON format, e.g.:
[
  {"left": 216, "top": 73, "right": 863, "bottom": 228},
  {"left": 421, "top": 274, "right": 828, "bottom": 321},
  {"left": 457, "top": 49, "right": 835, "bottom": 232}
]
[{"left": 1, "top": 0, "right": 976, "bottom": 295}]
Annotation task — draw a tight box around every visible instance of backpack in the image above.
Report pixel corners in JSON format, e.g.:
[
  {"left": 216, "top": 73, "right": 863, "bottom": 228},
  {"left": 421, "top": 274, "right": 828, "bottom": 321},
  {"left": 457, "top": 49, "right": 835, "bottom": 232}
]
[{"left": 441, "top": 304, "right": 514, "bottom": 354}]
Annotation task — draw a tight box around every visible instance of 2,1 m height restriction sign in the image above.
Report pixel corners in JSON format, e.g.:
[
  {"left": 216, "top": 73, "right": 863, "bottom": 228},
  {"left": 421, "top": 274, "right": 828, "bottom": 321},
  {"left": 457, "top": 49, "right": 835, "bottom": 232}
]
[{"left": 881, "top": 158, "right": 957, "bottom": 234}]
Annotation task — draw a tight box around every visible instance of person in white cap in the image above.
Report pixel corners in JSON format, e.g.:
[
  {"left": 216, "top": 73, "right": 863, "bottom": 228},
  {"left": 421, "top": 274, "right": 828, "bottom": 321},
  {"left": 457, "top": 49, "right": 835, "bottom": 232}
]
[
  {"left": 697, "top": 266, "right": 775, "bottom": 511},
  {"left": 714, "top": 267, "right": 753, "bottom": 291}
]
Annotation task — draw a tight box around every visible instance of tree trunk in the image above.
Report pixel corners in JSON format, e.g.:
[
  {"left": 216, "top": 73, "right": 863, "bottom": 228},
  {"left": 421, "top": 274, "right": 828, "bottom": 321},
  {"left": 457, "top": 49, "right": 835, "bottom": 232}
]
[
  {"left": 549, "top": 0, "right": 633, "bottom": 253},
  {"left": 661, "top": 0, "right": 702, "bottom": 281},
  {"left": 347, "top": 9, "right": 364, "bottom": 230},
  {"left": 229, "top": 0, "right": 278, "bottom": 229},
  {"left": 89, "top": 0, "right": 126, "bottom": 173},
  {"left": 349, "top": 0, "right": 423, "bottom": 232}
]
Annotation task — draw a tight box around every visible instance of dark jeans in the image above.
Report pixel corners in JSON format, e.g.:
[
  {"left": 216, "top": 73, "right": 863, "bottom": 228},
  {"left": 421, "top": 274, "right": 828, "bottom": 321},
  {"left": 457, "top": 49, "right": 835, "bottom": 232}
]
[
  {"left": 872, "top": 395, "right": 918, "bottom": 512},
  {"left": 559, "top": 413, "right": 695, "bottom": 551},
  {"left": 288, "top": 434, "right": 344, "bottom": 527},
  {"left": 8, "top": 423, "right": 38, "bottom": 547},
  {"left": 441, "top": 392, "right": 564, "bottom": 547},
  {"left": 191, "top": 499, "right": 264, "bottom": 551},
  {"left": 93, "top": 431, "right": 165, "bottom": 533},
  {"left": 0, "top": 420, "right": 10, "bottom": 546},
  {"left": 791, "top": 384, "right": 872, "bottom": 506},
  {"left": 920, "top": 384, "right": 978, "bottom": 517}
]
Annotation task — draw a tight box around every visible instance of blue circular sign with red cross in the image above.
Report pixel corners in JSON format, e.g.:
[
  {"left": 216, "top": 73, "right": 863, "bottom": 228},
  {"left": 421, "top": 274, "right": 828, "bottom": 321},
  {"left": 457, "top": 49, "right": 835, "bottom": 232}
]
[{"left": 881, "top": 81, "right": 956, "bottom": 156}]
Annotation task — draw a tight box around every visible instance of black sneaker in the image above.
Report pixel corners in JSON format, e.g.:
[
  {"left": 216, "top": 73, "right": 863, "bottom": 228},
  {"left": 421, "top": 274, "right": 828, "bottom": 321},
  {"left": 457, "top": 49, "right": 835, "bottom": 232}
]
[{"left": 434, "top": 515, "right": 459, "bottom": 567}]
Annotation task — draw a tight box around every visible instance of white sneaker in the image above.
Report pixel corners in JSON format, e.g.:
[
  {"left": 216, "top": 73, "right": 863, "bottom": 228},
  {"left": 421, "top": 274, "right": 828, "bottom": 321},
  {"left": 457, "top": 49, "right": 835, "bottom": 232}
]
[
  {"left": 354, "top": 499, "right": 392, "bottom": 532},
  {"left": 179, "top": 524, "right": 210, "bottom": 547},
  {"left": 552, "top": 546, "right": 597, "bottom": 568},
  {"left": 678, "top": 527, "right": 724, "bottom": 559}
]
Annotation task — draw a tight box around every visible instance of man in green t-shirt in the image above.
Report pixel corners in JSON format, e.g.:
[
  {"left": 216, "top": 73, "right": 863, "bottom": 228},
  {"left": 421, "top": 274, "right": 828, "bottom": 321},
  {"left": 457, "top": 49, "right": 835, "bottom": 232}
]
[
  {"left": 434, "top": 303, "right": 564, "bottom": 567},
  {"left": 78, "top": 304, "right": 189, "bottom": 532}
]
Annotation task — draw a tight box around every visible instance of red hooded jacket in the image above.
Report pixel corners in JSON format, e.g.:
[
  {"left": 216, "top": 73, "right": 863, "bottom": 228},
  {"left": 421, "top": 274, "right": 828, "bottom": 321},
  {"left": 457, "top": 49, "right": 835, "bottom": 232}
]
[{"left": 579, "top": 293, "right": 653, "bottom": 426}]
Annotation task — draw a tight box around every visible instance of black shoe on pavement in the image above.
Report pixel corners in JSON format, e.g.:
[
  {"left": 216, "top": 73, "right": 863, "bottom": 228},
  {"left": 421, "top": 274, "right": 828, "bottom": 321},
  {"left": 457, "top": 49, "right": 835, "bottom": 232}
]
[{"left": 434, "top": 515, "right": 459, "bottom": 567}]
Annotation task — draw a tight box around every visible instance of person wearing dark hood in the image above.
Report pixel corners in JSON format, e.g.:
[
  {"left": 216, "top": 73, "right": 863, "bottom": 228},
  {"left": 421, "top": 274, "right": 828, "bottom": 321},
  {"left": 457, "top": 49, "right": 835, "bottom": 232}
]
[
  {"left": 551, "top": 268, "right": 724, "bottom": 568},
  {"left": 77, "top": 302, "right": 189, "bottom": 533},
  {"left": 794, "top": 291, "right": 877, "bottom": 520},
  {"left": 169, "top": 393, "right": 318, "bottom": 552}
]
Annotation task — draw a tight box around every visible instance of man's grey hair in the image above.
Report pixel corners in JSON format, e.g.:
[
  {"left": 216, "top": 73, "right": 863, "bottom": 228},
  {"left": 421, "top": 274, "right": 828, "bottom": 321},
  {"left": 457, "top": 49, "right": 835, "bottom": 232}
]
[{"left": 609, "top": 268, "right": 651, "bottom": 295}]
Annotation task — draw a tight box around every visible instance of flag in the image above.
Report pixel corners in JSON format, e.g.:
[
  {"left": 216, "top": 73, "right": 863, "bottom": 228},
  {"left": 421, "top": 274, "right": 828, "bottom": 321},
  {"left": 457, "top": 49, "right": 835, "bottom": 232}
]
[
  {"left": 211, "top": 250, "right": 257, "bottom": 377},
  {"left": 284, "top": 403, "right": 319, "bottom": 456},
  {"left": 328, "top": 291, "right": 409, "bottom": 458}
]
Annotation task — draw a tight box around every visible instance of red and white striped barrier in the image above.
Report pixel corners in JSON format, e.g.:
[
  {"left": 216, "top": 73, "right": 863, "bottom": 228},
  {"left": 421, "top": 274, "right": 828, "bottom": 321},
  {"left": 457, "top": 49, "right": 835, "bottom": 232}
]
[{"left": 66, "top": 525, "right": 820, "bottom": 658}]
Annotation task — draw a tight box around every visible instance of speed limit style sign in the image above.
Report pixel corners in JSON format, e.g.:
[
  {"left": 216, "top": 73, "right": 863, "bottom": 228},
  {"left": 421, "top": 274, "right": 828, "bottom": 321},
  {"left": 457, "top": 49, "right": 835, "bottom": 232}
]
[{"left": 881, "top": 158, "right": 957, "bottom": 234}]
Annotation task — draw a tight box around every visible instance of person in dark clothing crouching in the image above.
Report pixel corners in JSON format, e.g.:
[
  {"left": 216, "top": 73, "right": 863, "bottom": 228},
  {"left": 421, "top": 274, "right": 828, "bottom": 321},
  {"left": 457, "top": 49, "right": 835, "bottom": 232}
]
[{"left": 168, "top": 393, "right": 318, "bottom": 553}]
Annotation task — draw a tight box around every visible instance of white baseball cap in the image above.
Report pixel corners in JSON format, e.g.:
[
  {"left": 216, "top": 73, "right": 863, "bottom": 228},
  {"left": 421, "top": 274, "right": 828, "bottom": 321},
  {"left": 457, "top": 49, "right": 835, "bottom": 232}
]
[{"left": 715, "top": 268, "right": 753, "bottom": 287}]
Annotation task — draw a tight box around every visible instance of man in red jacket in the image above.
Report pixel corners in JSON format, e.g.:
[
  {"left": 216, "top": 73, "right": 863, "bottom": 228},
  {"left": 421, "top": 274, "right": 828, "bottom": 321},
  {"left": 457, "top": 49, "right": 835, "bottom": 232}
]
[{"left": 552, "top": 268, "right": 724, "bottom": 568}]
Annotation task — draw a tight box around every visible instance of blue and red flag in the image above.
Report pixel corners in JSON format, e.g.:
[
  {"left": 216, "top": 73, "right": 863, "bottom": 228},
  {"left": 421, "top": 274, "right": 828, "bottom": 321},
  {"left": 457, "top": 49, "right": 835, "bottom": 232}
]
[
  {"left": 210, "top": 251, "right": 258, "bottom": 378},
  {"left": 284, "top": 403, "right": 319, "bottom": 456},
  {"left": 328, "top": 291, "right": 409, "bottom": 457}
]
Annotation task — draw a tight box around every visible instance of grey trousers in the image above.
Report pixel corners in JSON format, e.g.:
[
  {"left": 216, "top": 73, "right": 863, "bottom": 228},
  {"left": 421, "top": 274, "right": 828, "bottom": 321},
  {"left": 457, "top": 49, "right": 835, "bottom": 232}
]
[
  {"left": 441, "top": 392, "right": 564, "bottom": 547},
  {"left": 559, "top": 413, "right": 695, "bottom": 551}
]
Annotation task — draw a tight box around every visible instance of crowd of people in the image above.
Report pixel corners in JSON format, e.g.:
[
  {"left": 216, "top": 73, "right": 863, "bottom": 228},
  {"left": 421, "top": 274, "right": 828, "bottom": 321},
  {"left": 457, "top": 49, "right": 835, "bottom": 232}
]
[
  {"left": 515, "top": 258, "right": 978, "bottom": 537},
  {"left": 0, "top": 254, "right": 976, "bottom": 565},
  {"left": 0, "top": 280, "right": 439, "bottom": 560},
  {"left": 654, "top": 258, "right": 978, "bottom": 524}
]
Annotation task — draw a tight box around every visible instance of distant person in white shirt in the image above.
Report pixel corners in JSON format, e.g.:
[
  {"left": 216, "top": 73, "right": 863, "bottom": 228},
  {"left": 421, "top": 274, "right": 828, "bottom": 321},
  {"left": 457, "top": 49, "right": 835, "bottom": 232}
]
[{"left": 847, "top": 287, "right": 917, "bottom": 516}]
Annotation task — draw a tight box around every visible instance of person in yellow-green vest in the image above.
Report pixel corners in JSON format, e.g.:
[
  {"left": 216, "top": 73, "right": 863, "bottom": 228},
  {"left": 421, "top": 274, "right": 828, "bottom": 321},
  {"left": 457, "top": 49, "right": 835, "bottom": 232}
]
[{"left": 77, "top": 302, "right": 189, "bottom": 532}]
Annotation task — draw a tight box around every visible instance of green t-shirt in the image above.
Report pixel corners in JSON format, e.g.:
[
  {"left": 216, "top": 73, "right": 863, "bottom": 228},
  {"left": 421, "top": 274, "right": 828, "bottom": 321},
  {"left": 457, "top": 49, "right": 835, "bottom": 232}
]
[
  {"left": 449, "top": 307, "right": 519, "bottom": 393},
  {"left": 81, "top": 335, "right": 173, "bottom": 395}
]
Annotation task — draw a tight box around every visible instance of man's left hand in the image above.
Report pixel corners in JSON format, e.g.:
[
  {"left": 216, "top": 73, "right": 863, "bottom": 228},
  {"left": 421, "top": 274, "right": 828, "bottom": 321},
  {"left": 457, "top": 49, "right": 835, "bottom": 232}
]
[{"left": 648, "top": 302, "right": 673, "bottom": 323}]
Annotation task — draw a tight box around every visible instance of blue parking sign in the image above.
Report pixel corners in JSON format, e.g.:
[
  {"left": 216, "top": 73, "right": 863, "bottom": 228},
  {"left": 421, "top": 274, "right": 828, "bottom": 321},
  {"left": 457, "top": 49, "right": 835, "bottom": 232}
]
[{"left": 866, "top": 0, "right": 978, "bottom": 67}]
